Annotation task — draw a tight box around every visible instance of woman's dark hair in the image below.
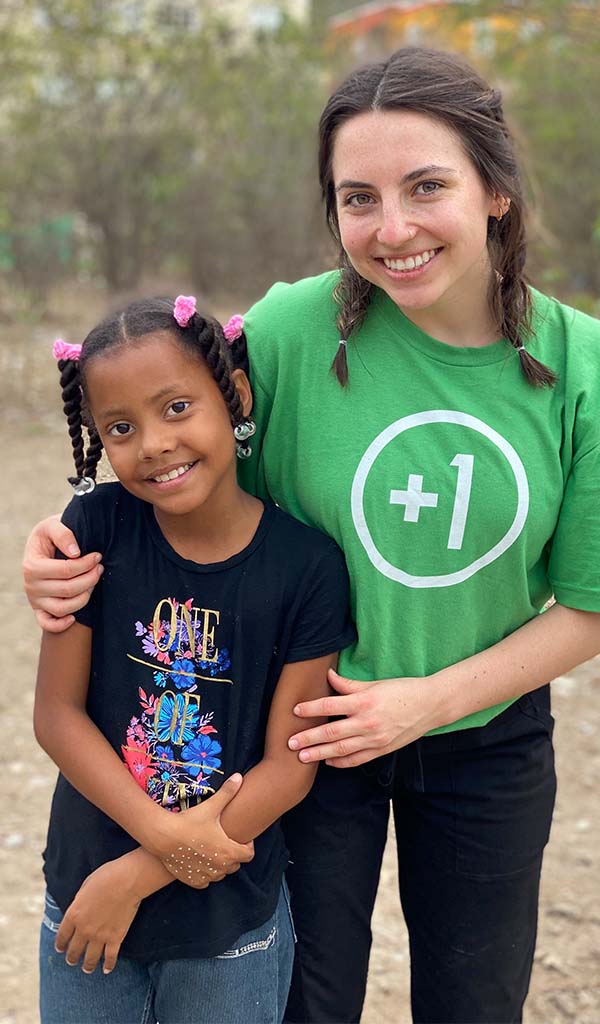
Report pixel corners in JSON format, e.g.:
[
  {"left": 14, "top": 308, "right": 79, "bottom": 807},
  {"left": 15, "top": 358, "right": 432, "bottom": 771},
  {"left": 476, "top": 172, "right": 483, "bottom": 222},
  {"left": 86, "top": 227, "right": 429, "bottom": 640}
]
[
  {"left": 319, "top": 46, "right": 556, "bottom": 388},
  {"left": 56, "top": 298, "right": 250, "bottom": 488}
]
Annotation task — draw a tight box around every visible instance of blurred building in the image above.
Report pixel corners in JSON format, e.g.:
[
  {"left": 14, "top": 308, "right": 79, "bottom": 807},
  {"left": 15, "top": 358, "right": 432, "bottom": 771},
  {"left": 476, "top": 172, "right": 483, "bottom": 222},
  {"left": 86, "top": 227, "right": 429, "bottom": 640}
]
[{"left": 327, "top": 1, "right": 539, "bottom": 62}]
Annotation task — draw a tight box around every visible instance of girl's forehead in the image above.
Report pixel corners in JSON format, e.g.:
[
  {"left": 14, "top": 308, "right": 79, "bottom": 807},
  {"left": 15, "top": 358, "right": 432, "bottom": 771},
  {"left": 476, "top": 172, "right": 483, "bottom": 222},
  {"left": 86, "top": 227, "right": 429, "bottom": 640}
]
[{"left": 84, "top": 332, "right": 207, "bottom": 394}]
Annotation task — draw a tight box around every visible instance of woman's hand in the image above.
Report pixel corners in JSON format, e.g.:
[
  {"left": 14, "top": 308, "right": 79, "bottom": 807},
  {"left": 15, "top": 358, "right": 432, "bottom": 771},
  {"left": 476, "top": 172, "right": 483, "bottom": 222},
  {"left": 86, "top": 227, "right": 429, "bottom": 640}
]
[
  {"left": 287, "top": 668, "right": 447, "bottom": 768},
  {"left": 55, "top": 859, "right": 142, "bottom": 975},
  {"left": 23, "top": 516, "right": 103, "bottom": 632},
  {"left": 152, "top": 774, "right": 255, "bottom": 883}
]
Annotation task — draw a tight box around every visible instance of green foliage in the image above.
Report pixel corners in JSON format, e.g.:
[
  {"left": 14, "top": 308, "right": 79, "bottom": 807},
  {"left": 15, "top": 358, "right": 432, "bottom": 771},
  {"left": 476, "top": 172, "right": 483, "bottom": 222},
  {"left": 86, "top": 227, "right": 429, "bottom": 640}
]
[
  {"left": 0, "top": 0, "right": 328, "bottom": 297},
  {"left": 447, "top": 0, "right": 600, "bottom": 302}
]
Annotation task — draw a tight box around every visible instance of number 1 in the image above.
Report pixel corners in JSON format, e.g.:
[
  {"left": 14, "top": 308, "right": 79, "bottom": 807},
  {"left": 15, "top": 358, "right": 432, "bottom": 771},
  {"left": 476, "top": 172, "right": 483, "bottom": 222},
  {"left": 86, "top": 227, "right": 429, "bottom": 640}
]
[{"left": 448, "top": 454, "right": 474, "bottom": 550}]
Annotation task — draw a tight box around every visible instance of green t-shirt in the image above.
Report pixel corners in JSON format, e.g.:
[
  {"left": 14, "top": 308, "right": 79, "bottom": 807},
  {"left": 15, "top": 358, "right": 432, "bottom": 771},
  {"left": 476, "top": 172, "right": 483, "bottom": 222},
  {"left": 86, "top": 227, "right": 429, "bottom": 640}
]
[{"left": 239, "top": 271, "right": 600, "bottom": 732}]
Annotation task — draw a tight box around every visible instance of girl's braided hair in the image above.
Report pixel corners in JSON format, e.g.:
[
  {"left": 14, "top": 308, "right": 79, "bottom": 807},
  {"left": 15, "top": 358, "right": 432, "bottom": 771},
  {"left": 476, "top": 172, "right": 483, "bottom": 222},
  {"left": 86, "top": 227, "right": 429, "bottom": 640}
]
[
  {"left": 318, "top": 46, "right": 556, "bottom": 388},
  {"left": 56, "top": 297, "right": 250, "bottom": 488}
]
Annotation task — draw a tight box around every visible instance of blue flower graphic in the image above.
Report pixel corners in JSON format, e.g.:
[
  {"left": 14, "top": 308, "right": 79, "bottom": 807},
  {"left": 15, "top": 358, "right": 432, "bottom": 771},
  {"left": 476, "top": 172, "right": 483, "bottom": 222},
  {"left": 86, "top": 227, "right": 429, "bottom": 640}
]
[
  {"left": 170, "top": 659, "right": 195, "bottom": 690},
  {"left": 156, "top": 695, "right": 199, "bottom": 744},
  {"left": 153, "top": 671, "right": 168, "bottom": 688},
  {"left": 155, "top": 745, "right": 175, "bottom": 762},
  {"left": 181, "top": 734, "right": 222, "bottom": 777}
]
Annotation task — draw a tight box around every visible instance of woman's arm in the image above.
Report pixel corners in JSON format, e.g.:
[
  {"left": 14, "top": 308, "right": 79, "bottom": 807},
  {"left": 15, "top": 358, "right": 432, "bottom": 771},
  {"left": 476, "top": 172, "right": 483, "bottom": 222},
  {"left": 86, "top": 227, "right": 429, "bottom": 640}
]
[
  {"left": 288, "top": 603, "right": 600, "bottom": 767},
  {"left": 24, "top": 516, "right": 102, "bottom": 631}
]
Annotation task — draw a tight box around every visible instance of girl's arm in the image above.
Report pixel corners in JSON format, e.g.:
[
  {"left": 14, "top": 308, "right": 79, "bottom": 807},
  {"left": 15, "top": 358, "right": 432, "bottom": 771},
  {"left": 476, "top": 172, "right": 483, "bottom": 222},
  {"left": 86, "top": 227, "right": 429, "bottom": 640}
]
[
  {"left": 52, "top": 650, "right": 336, "bottom": 974},
  {"left": 34, "top": 626, "right": 255, "bottom": 864},
  {"left": 288, "top": 603, "right": 600, "bottom": 767}
]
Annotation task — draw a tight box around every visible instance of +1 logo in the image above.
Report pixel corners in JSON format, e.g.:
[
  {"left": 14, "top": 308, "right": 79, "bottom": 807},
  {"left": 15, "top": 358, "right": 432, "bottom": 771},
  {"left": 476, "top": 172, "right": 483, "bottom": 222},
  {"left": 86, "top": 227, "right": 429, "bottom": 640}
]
[
  {"left": 390, "top": 454, "right": 474, "bottom": 551},
  {"left": 351, "top": 410, "right": 529, "bottom": 589}
]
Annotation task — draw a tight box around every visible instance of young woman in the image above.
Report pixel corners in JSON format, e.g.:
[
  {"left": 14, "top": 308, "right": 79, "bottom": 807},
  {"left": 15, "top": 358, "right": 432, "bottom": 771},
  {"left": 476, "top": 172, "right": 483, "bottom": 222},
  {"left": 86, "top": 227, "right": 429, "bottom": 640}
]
[
  {"left": 25, "top": 49, "right": 600, "bottom": 1024},
  {"left": 34, "top": 296, "right": 354, "bottom": 1023}
]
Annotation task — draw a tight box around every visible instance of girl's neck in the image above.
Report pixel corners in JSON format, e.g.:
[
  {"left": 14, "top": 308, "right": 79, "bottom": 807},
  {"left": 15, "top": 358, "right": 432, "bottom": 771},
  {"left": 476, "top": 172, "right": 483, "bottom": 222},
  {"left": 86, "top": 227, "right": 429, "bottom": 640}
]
[{"left": 153, "top": 489, "right": 264, "bottom": 564}]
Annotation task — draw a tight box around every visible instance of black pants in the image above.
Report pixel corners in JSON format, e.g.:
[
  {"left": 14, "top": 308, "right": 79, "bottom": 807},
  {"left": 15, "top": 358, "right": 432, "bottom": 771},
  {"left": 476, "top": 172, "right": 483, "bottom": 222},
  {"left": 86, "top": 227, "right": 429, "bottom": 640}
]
[{"left": 282, "top": 686, "right": 556, "bottom": 1024}]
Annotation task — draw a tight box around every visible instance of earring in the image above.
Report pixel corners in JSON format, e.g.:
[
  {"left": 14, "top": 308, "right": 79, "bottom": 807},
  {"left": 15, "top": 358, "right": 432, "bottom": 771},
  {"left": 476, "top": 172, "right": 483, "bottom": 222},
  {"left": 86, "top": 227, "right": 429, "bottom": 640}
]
[
  {"left": 234, "top": 419, "right": 256, "bottom": 442},
  {"left": 234, "top": 417, "right": 256, "bottom": 459}
]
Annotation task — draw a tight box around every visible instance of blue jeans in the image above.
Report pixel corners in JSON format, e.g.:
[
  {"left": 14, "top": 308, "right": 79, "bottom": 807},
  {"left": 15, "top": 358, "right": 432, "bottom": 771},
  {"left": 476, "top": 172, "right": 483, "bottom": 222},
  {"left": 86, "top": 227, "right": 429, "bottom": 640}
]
[{"left": 40, "top": 884, "right": 295, "bottom": 1024}]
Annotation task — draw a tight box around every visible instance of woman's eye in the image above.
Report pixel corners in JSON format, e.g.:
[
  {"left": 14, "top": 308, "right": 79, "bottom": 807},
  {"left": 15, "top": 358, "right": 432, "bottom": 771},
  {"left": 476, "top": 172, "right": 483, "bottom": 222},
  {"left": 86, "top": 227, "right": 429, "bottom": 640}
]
[
  {"left": 414, "top": 180, "right": 442, "bottom": 196},
  {"left": 167, "top": 401, "right": 190, "bottom": 416},
  {"left": 108, "top": 422, "right": 133, "bottom": 437},
  {"left": 345, "top": 193, "right": 374, "bottom": 208}
]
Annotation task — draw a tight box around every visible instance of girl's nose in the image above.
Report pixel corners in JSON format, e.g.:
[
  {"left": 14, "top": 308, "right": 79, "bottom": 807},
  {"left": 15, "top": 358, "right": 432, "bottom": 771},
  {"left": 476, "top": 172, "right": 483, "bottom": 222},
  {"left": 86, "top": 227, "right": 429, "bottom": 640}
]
[{"left": 138, "top": 428, "right": 176, "bottom": 460}]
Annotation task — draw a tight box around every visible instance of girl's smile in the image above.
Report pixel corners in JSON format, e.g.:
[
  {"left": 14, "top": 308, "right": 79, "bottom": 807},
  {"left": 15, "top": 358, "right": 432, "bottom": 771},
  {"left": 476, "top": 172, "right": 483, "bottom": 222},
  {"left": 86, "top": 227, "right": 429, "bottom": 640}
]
[{"left": 84, "top": 332, "right": 252, "bottom": 531}]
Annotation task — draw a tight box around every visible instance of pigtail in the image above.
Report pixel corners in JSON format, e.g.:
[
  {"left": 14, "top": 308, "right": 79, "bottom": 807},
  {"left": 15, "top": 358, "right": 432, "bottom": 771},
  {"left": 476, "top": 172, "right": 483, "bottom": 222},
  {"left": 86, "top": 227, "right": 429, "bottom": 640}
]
[
  {"left": 55, "top": 350, "right": 104, "bottom": 492},
  {"left": 488, "top": 214, "right": 557, "bottom": 388},
  {"left": 57, "top": 358, "right": 87, "bottom": 484},
  {"left": 82, "top": 427, "right": 104, "bottom": 481},
  {"left": 190, "top": 315, "right": 245, "bottom": 426},
  {"left": 331, "top": 256, "right": 373, "bottom": 386}
]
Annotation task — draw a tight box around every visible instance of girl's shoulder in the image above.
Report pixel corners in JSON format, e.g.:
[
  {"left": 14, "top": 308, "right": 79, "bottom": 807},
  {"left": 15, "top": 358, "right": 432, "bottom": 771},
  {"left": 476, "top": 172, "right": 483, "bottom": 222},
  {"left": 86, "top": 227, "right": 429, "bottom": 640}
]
[{"left": 61, "top": 481, "right": 139, "bottom": 556}]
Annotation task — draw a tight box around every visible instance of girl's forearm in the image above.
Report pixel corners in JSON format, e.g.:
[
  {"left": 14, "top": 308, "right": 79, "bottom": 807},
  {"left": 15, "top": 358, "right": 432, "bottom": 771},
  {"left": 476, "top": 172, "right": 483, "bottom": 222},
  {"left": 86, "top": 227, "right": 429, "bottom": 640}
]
[
  {"left": 220, "top": 757, "right": 316, "bottom": 844},
  {"left": 436, "top": 602, "right": 600, "bottom": 725},
  {"left": 34, "top": 702, "right": 168, "bottom": 854}
]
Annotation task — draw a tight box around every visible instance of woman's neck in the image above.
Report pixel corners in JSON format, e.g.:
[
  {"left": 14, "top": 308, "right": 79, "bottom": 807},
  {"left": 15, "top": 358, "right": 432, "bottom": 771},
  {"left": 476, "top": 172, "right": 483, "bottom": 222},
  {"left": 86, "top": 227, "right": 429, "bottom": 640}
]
[{"left": 396, "top": 259, "right": 500, "bottom": 348}]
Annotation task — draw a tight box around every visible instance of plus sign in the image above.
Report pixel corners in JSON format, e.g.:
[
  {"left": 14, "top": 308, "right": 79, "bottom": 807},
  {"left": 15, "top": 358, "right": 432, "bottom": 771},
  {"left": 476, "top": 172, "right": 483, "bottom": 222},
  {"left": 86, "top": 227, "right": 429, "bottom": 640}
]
[{"left": 390, "top": 474, "right": 439, "bottom": 523}]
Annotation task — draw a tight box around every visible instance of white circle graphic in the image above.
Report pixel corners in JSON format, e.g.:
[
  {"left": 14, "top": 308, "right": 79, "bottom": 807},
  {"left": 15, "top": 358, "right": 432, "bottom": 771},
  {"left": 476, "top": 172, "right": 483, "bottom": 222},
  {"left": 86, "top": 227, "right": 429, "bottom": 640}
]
[{"left": 351, "top": 410, "right": 529, "bottom": 588}]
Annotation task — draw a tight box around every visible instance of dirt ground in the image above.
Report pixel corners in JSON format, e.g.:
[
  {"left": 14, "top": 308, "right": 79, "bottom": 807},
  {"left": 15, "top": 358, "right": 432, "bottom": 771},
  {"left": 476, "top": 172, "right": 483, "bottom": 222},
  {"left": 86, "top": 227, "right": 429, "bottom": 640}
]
[{"left": 1, "top": 394, "right": 599, "bottom": 1022}]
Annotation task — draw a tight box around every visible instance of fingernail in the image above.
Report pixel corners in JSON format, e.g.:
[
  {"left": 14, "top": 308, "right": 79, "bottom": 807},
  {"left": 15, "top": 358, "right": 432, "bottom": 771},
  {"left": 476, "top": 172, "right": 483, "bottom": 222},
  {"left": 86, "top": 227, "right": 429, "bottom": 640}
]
[
  {"left": 83, "top": 968, "right": 94, "bottom": 975},
  {"left": 68, "top": 545, "right": 80, "bottom": 557},
  {"left": 97, "top": 565, "right": 104, "bottom": 576},
  {"left": 103, "top": 968, "right": 112, "bottom": 975},
  {"left": 66, "top": 959, "right": 77, "bottom": 967},
  {"left": 288, "top": 738, "right": 298, "bottom": 750},
  {"left": 299, "top": 750, "right": 311, "bottom": 762},
  {"left": 293, "top": 705, "right": 301, "bottom": 715}
]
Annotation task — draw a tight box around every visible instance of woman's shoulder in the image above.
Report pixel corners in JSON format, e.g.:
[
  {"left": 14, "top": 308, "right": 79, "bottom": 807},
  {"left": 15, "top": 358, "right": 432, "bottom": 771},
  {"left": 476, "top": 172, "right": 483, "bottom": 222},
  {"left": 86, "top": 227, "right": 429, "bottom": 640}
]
[
  {"left": 531, "top": 288, "right": 600, "bottom": 361},
  {"left": 244, "top": 271, "right": 339, "bottom": 346}
]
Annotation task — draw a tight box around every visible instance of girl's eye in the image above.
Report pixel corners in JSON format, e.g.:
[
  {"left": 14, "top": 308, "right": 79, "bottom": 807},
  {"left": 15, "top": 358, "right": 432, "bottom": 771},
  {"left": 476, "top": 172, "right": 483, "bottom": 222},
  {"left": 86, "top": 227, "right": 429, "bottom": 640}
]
[
  {"left": 167, "top": 401, "right": 190, "bottom": 416},
  {"left": 108, "top": 422, "right": 133, "bottom": 437},
  {"left": 414, "top": 180, "right": 442, "bottom": 196},
  {"left": 345, "top": 193, "right": 374, "bottom": 208}
]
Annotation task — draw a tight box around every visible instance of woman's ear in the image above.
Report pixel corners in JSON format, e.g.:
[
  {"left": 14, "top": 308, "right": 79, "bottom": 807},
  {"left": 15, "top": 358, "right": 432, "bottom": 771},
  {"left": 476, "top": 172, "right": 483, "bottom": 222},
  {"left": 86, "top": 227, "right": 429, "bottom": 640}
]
[{"left": 231, "top": 368, "right": 253, "bottom": 417}]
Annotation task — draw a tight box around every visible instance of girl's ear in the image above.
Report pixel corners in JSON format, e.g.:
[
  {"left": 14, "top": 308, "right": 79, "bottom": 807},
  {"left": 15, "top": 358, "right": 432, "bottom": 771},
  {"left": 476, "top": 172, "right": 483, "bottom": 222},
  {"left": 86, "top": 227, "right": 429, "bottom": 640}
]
[{"left": 231, "top": 369, "right": 253, "bottom": 417}]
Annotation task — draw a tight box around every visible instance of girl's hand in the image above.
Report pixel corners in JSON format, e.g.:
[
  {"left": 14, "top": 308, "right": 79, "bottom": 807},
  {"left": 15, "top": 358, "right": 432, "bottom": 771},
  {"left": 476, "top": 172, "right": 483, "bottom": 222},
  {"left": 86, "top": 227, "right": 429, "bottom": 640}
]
[
  {"left": 23, "top": 515, "right": 103, "bottom": 632},
  {"left": 55, "top": 859, "right": 141, "bottom": 975},
  {"left": 154, "top": 774, "right": 255, "bottom": 883},
  {"left": 287, "top": 668, "right": 447, "bottom": 768}
]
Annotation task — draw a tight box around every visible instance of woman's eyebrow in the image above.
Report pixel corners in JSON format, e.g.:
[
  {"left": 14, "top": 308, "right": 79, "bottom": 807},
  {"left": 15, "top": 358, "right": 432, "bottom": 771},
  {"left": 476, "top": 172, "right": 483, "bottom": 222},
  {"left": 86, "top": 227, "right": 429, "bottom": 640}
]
[{"left": 335, "top": 165, "right": 456, "bottom": 192}]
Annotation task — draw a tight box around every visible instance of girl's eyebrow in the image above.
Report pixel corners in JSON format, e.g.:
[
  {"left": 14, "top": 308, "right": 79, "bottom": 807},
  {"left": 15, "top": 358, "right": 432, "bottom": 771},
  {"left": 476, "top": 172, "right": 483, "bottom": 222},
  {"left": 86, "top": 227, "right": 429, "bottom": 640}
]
[
  {"left": 100, "top": 385, "right": 183, "bottom": 420},
  {"left": 335, "top": 165, "right": 457, "bottom": 192}
]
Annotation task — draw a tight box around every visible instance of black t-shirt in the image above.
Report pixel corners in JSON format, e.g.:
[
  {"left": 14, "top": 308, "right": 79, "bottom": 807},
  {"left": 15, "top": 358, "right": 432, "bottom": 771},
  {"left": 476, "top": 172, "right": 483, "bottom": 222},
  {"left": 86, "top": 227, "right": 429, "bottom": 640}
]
[{"left": 43, "top": 483, "right": 355, "bottom": 960}]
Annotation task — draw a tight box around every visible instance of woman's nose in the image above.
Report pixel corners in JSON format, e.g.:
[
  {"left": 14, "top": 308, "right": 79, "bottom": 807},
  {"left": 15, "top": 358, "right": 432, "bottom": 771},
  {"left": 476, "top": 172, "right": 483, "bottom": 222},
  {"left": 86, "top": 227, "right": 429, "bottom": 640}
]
[{"left": 376, "top": 201, "right": 416, "bottom": 248}]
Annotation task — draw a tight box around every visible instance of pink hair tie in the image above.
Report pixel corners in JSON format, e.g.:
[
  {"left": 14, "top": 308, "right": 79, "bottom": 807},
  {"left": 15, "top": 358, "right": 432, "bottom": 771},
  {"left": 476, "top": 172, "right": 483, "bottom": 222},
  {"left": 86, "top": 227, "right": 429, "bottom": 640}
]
[
  {"left": 53, "top": 339, "right": 82, "bottom": 361},
  {"left": 223, "top": 314, "right": 244, "bottom": 344},
  {"left": 174, "top": 295, "right": 196, "bottom": 327}
]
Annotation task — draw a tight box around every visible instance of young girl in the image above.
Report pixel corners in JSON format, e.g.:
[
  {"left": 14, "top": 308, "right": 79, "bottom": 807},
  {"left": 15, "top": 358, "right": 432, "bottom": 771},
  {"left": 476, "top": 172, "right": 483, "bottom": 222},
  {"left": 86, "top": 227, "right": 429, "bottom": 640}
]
[
  {"left": 34, "top": 295, "right": 355, "bottom": 1024},
  {"left": 26, "top": 48, "right": 600, "bottom": 1024}
]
